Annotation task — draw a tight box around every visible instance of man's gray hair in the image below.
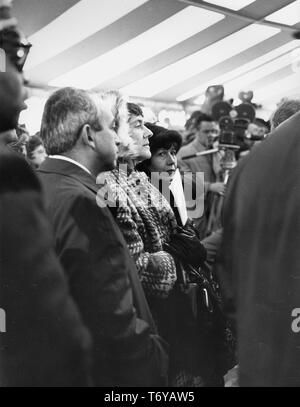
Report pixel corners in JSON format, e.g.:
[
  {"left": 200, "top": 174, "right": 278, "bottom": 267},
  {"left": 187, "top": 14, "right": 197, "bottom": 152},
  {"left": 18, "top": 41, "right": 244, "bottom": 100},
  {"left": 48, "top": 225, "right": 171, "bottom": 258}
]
[
  {"left": 270, "top": 98, "right": 300, "bottom": 131},
  {"left": 40, "top": 87, "right": 104, "bottom": 155}
]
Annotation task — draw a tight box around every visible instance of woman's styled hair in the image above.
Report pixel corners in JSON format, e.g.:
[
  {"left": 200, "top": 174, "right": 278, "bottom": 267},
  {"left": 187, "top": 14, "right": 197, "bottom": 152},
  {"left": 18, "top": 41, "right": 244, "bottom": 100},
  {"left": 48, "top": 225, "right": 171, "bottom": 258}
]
[
  {"left": 99, "top": 90, "right": 132, "bottom": 158},
  {"left": 136, "top": 122, "right": 182, "bottom": 174},
  {"left": 127, "top": 102, "right": 143, "bottom": 118}
]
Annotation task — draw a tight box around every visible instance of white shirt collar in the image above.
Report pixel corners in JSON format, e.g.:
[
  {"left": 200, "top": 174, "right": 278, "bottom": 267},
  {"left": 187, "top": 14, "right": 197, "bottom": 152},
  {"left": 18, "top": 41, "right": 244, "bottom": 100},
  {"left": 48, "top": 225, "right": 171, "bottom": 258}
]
[{"left": 49, "top": 155, "right": 92, "bottom": 175}]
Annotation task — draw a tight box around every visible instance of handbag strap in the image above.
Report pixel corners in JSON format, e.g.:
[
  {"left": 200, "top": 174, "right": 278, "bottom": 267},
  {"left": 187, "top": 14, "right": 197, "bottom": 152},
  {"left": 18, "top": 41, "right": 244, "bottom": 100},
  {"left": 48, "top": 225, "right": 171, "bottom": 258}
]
[{"left": 176, "top": 260, "right": 188, "bottom": 285}]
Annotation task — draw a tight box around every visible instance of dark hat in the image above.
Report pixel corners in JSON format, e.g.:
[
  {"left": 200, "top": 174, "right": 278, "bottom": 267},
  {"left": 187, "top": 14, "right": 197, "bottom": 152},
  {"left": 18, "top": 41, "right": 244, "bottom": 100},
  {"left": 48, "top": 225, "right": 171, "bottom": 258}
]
[{"left": 145, "top": 122, "right": 182, "bottom": 155}]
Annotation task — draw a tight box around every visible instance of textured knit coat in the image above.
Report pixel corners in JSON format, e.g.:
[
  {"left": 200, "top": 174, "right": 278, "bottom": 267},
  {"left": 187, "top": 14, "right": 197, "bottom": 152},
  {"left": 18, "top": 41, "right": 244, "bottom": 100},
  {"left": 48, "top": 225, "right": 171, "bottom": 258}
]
[{"left": 99, "top": 167, "right": 178, "bottom": 299}]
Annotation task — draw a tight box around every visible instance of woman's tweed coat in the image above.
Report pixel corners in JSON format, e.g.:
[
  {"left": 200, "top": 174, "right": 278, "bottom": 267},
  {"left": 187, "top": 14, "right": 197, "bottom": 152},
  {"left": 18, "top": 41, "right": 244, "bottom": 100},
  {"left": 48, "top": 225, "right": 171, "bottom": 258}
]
[{"left": 100, "top": 167, "right": 178, "bottom": 298}]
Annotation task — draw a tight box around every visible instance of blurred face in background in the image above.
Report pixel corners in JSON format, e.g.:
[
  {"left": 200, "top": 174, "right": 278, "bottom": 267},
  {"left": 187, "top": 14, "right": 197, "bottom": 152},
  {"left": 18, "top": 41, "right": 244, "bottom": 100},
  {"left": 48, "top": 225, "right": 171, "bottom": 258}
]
[
  {"left": 149, "top": 144, "right": 177, "bottom": 182},
  {"left": 128, "top": 114, "right": 153, "bottom": 162},
  {"left": 196, "top": 121, "right": 220, "bottom": 149},
  {"left": 247, "top": 122, "right": 268, "bottom": 139},
  {"left": 29, "top": 144, "right": 47, "bottom": 168}
]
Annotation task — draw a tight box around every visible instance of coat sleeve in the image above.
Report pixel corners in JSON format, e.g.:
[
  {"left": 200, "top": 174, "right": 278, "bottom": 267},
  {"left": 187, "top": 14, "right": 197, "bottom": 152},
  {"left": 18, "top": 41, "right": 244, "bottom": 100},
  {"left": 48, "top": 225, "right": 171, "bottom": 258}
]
[
  {"left": 114, "top": 203, "right": 177, "bottom": 299},
  {"left": 55, "top": 194, "right": 169, "bottom": 386},
  {"left": 0, "top": 190, "right": 92, "bottom": 387}
]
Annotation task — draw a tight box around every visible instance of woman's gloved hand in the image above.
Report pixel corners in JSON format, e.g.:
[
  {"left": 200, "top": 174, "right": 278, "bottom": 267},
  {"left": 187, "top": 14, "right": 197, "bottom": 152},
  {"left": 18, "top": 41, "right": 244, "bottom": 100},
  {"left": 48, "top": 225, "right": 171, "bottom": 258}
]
[{"left": 164, "top": 227, "right": 207, "bottom": 268}]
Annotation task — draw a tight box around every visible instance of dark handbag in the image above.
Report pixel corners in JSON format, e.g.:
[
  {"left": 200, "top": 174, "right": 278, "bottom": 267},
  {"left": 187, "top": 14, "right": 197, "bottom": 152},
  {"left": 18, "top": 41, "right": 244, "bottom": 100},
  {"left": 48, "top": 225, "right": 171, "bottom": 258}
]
[
  {"left": 161, "top": 247, "right": 236, "bottom": 375},
  {"left": 169, "top": 260, "right": 220, "bottom": 332},
  {"left": 164, "top": 241, "right": 219, "bottom": 326}
]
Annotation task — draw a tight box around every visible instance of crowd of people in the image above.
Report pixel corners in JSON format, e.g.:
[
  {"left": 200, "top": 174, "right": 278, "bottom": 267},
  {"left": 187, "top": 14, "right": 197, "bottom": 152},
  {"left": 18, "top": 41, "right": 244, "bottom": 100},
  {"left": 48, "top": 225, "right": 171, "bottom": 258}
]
[{"left": 0, "top": 1, "right": 299, "bottom": 387}]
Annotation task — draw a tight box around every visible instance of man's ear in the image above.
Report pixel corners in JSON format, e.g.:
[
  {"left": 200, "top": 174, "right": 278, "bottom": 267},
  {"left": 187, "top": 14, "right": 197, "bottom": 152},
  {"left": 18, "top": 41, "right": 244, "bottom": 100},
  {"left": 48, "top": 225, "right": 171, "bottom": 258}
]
[{"left": 81, "top": 124, "right": 95, "bottom": 150}]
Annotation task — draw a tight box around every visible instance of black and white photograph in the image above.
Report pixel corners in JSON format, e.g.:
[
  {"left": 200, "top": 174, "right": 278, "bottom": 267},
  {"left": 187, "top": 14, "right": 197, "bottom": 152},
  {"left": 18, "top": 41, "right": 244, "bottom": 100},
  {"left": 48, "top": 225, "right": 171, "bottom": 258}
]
[{"left": 0, "top": 0, "right": 299, "bottom": 391}]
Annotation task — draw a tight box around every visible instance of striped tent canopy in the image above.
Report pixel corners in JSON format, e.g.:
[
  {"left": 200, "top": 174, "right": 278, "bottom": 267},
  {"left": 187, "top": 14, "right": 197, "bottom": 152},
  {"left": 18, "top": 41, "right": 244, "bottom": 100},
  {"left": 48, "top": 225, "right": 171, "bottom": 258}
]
[{"left": 14, "top": 0, "right": 300, "bottom": 108}]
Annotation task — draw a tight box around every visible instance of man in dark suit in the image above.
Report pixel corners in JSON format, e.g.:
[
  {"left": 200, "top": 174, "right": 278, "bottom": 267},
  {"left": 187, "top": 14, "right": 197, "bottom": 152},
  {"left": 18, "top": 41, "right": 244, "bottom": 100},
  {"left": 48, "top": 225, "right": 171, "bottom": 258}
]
[
  {"left": 38, "top": 87, "right": 168, "bottom": 387},
  {"left": 215, "top": 111, "right": 300, "bottom": 386},
  {"left": 0, "top": 3, "right": 92, "bottom": 386}
]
